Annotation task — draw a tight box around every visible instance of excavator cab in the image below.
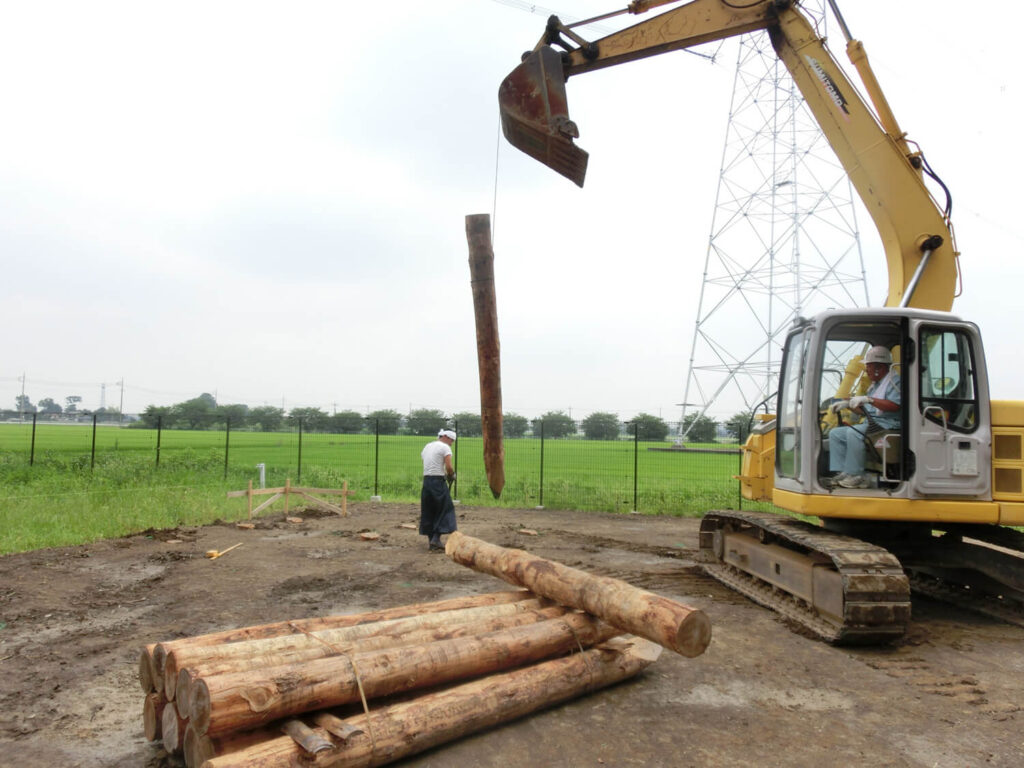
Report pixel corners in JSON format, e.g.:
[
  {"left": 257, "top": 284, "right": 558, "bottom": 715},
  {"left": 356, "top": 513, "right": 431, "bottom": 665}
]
[
  {"left": 773, "top": 307, "right": 993, "bottom": 516},
  {"left": 498, "top": 45, "right": 589, "bottom": 187}
]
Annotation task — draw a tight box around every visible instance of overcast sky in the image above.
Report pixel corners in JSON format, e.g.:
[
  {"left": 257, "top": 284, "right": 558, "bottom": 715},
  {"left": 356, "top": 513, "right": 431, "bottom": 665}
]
[{"left": 3, "top": 1, "right": 1022, "bottom": 422}]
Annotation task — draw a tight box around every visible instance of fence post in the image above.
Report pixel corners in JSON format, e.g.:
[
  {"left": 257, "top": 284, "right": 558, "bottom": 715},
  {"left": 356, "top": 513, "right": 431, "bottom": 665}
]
[
  {"left": 537, "top": 420, "right": 545, "bottom": 509},
  {"left": 633, "top": 420, "right": 639, "bottom": 512},
  {"left": 224, "top": 417, "right": 231, "bottom": 481},
  {"left": 452, "top": 418, "right": 458, "bottom": 500},
  {"left": 30, "top": 412, "right": 38, "bottom": 466},
  {"left": 90, "top": 413, "right": 98, "bottom": 469},
  {"left": 156, "top": 414, "right": 162, "bottom": 468},
  {"left": 372, "top": 418, "right": 381, "bottom": 500},
  {"left": 297, "top": 418, "right": 304, "bottom": 484}
]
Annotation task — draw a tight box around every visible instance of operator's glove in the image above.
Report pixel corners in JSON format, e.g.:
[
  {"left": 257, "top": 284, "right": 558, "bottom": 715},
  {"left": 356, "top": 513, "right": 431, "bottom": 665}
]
[
  {"left": 849, "top": 395, "right": 870, "bottom": 410},
  {"left": 828, "top": 400, "right": 850, "bottom": 414}
]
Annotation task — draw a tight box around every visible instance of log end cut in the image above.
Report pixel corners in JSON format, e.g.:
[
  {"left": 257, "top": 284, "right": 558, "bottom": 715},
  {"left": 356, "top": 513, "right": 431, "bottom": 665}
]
[{"left": 673, "top": 609, "right": 712, "bottom": 658}]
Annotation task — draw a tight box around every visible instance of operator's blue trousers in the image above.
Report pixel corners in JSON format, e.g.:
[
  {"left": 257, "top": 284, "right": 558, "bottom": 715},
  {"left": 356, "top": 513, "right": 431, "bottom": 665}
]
[
  {"left": 419, "top": 476, "right": 457, "bottom": 539},
  {"left": 829, "top": 425, "right": 869, "bottom": 475}
]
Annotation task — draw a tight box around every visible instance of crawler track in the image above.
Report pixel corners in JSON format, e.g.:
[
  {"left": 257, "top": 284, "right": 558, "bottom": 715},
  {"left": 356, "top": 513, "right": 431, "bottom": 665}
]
[{"left": 699, "top": 510, "right": 911, "bottom": 644}]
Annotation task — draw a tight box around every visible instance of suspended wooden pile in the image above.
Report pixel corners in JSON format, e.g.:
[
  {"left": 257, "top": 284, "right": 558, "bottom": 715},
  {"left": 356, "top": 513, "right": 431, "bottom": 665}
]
[{"left": 138, "top": 538, "right": 711, "bottom": 767}]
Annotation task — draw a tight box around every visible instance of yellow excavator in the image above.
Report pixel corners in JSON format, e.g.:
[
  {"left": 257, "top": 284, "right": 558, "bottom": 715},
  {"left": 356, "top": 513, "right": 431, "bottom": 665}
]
[{"left": 497, "top": 0, "right": 1024, "bottom": 642}]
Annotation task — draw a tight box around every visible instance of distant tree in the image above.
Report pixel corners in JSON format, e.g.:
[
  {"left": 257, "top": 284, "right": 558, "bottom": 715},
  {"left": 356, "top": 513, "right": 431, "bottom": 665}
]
[
  {"left": 725, "top": 411, "right": 755, "bottom": 443},
  {"left": 681, "top": 413, "right": 718, "bottom": 443},
  {"left": 407, "top": 408, "right": 447, "bottom": 436},
  {"left": 366, "top": 409, "right": 402, "bottom": 435},
  {"left": 216, "top": 403, "right": 250, "bottom": 428},
  {"left": 451, "top": 412, "right": 482, "bottom": 437},
  {"left": 139, "top": 404, "right": 171, "bottom": 428},
  {"left": 288, "top": 407, "right": 329, "bottom": 431},
  {"left": 503, "top": 412, "right": 529, "bottom": 438},
  {"left": 632, "top": 412, "right": 670, "bottom": 442},
  {"left": 171, "top": 395, "right": 216, "bottom": 429},
  {"left": 65, "top": 395, "right": 82, "bottom": 413},
  {"left": 327, "top": 410, "right": 365, "bottom": 434},
  {"left": 38, "top": 398, "right": 62, "bottom": 415},
  {"left": 15, "top": 395, "right": 35, "bottom": 414},
  {"left": 582, "top": 411, "right": 621, "bottom": 440},
  {"left": 95, "top": 407, "right": 122, "bottom": 423},
  {"left": 249, "top": 406, "right": 285, "bottom": 432},
  {"left": 533, "top": 410, "right": 576, "bottom": 439}
]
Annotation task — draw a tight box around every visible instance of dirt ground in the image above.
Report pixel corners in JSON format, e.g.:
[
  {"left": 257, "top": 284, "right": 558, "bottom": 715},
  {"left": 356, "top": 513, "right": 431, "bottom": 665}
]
[{"left": 1, "top": 500, "right": 1022, "bottom": 767}]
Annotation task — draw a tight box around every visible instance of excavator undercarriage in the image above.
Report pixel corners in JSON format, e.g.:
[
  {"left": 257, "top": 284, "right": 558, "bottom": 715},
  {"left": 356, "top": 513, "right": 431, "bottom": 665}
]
[{"left": 699, "top": 511, "right": 1024, "bottom": 642}]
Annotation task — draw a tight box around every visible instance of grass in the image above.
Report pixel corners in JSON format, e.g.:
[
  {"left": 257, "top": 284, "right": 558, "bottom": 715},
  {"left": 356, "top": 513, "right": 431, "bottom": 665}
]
[{"left": 0, "top": 424, "right": 764, "bottom": 555}]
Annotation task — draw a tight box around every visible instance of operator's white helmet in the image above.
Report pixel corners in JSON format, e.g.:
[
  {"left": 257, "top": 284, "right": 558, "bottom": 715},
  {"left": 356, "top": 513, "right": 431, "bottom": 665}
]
[{"left": 864, "top": 345, "right": 892, "bottom": 365}]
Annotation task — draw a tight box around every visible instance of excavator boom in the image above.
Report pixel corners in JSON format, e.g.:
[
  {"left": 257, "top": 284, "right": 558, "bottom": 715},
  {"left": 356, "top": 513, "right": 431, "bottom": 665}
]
[{"left": 497, "top": 0, "right": 958, "bottom": 312}]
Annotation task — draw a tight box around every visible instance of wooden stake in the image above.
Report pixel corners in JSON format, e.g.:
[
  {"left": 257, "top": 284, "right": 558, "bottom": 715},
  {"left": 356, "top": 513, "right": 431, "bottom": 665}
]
[
  {"left": 201, "top": 636, "right": 661, "bottom": 768},
  {"left": 445, "top": 532, "right": 712, "bottom": 658},
  {"left": 191, "top": 612, "right": 619, "bottom": 737},
  {"left": 466, "top": 213, "right": 505, "bottom": 499}
]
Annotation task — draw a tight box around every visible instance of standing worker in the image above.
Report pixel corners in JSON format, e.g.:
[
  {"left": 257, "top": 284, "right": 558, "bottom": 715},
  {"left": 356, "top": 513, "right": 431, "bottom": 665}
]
[{"left": 420, "top": 429, "right": 458, "bottom": 551}]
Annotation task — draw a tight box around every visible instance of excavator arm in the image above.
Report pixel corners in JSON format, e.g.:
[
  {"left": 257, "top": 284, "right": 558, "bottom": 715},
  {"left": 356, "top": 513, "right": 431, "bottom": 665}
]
[{"left": 498, "top": 0, "right": 959, "bottom": 311}]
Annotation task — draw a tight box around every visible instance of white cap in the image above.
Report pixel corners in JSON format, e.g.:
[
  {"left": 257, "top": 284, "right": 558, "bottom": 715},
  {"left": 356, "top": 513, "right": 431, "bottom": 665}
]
[
  {"left": 438, "top": 429, "right": 457, "bottom": 441},
  {"left": 864, "top": 345, "right": 893, "bottom": 365}
]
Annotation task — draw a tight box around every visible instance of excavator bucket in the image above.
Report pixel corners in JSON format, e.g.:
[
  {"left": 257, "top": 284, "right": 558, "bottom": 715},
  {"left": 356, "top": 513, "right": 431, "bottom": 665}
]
[{"left": 498, "top": 46, "right": 589, "bottom": 187}]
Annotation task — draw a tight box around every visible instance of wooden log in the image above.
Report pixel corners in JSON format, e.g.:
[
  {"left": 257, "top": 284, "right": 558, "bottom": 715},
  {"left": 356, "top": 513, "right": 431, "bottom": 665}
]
[
  {"left": 175, "top": 604, "right": 565, "bottom": 711},
  {"left": 201, "top": 635, "right": 661, "bottom": 768},
  {"left": 191, "top": 612, "right": 619, "bottom": 738},
  {"left": 466, "top": 213, "right": 505, "bottom": 499},
  {"left": 142, "top": 692, "right": 166, "bottom": 742},
  {"left": 445, "top": 531, "right": 712, "bottom": 658},
  {"left": 162, "top": 700, "right": 188, "bottom": 754},
  {"left": 164, "top": 598, "right": 551, "bottom": 699},
  {"left": 139, "top": 644, "right": 158, "bottom": 693},
  {"left": 152, "top": 590, "right": 532, "bottom": 680},
  {"left": 185, "top": 722, "right": 277, "bottom": 768}
]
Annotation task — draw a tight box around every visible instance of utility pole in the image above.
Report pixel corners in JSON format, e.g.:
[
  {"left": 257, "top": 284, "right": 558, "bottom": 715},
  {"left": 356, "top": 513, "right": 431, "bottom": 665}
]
[{"left": 118, "top": 379, "right": 125, "bottom": 424}]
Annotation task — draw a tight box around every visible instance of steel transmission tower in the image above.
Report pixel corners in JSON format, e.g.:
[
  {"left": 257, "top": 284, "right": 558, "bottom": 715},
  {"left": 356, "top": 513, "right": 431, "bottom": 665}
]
[{"left": 679, "top": 2, "right": 870, "bottom": 439}]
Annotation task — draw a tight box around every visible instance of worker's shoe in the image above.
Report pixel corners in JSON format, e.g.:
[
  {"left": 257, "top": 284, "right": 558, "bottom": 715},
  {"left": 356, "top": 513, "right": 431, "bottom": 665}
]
[
  {"left": 428, "top": 535, "right": 444, "bottom": 552},
  {"left": 838, "top": 474, "right": 872, "bottom": 489}
]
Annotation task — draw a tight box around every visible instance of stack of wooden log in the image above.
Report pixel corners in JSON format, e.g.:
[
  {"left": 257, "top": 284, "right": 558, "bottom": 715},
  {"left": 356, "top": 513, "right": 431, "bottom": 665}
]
[{"left": 139, "top": 533, "right": 711, "bottom": 767}]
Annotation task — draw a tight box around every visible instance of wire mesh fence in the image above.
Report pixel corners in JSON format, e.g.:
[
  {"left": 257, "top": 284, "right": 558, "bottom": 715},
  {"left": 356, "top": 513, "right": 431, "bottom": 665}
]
[{"left": 0, "top": 413, "right": 770, "bottom": 515}]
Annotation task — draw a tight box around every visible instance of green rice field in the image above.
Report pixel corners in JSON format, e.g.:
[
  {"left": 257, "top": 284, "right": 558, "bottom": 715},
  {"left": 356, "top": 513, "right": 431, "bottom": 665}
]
[{"left": 0, "top": 422, "right": 763, "bottom": 555}]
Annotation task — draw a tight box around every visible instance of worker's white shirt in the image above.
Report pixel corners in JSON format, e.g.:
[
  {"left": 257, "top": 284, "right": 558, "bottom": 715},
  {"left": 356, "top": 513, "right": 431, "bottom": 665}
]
[{"left": 421, "top": 440, "right": 452, "bottom": 476}]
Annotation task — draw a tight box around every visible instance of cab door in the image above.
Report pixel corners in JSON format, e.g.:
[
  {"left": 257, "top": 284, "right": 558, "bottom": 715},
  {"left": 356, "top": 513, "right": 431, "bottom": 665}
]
[{"left": 909, "top": 321, "right": 991, "bottom": 498}]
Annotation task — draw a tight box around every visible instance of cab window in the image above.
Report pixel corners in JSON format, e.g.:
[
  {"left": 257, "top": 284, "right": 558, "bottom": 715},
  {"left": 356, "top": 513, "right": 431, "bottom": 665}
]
[{"left": 919, "top": 327, "right": 978, "bottom": 433}]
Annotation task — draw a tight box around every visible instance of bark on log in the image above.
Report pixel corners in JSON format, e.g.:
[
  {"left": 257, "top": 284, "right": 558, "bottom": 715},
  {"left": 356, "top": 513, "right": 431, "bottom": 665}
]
[
  {"left": 191, "top": 612, "right": 619, "bottom": 738},
  {"left": 280, "top": 718, "right": 334, "bottom": 755},
  {"left": 165, "top": 598, "right": 551, "bottom": 699},
  {"left": 176, "top": 604, "right": 565, "bottom": 713},
  {"left": 445, "top": 532, "right": 712, "bottom": 657},
  {"left": 200, "top": 636, "right": 661, "bottom": 768},
  {"left": 310, "top": 712, "right": 363, "bottom": 742},
  {"left": 139, "top": 644, "right": 159, "bottom": 693},
  {"left": 162, "top": 700, "right": 188, "bottom": 754},
  {"left": 466, "top": 213, "right": 505, "bottom": 499},
  {"left": 143, "top": 692, "right": 166, "bottom": 742},
  {"left": 153, "top": 590, "right": 531, "bottom": 681}
]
